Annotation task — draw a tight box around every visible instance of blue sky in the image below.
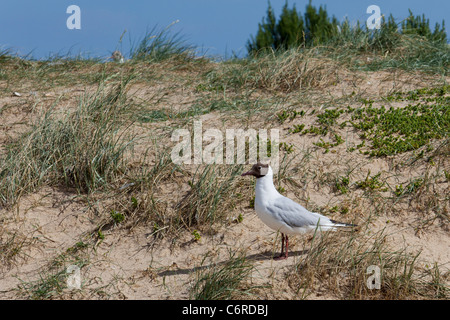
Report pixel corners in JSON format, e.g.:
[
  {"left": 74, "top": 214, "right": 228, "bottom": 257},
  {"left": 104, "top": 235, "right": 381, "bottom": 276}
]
[{"left": 1, "top": 0, "right": 448, "bottom": 60}]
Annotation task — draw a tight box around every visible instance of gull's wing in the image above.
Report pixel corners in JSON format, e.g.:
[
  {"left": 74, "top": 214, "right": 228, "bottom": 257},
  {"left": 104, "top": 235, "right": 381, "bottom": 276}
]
[{"left": 267, "top": 196, "right": 330, "bottom": 228}]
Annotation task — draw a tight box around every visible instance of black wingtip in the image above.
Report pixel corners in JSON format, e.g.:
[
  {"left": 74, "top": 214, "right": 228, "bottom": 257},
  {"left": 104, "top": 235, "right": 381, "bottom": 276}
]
[{"left": 330, "top": 219, "right": 358, "bottom": 228}]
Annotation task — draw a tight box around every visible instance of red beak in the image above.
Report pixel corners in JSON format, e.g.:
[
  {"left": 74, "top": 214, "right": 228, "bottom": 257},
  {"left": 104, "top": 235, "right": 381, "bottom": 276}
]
[{"left": 241, "top": 170, "right": 252, "bottom": 176}]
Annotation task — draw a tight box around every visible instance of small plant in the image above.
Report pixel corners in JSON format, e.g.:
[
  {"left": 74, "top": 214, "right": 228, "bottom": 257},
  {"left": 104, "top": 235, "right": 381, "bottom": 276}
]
[
  {"left": 0, "top": 79, "right": 135, "bottom": 207},
  {"left": 195, "top": 83, "right": 224, "bottom": 92},
  {"left": 408, "top": 178, "right": 424, "bottom": 193},
  {"left": 66, "top": 241, "right": 88, "bottom": 254},
  {"left": 97, "top": 229, "right": 105, "bottom": 240},
  {"left": 277, "top": 186, "right": 286, "bottom": 194},
  {"left": 394, "top": 178, "right": 424, "bottom": 197},
  {"left": 333, "top": 134, "right": 344, "bottom": 145},
  {"left": 277, "top": 110, "right": 290, "bottom": 123},
  {"left": 340, "top": 206, "right": 349, "bottom": 214},
  {"left": 394, "top": 184, "right": 404, "bottom": 197},
  {"left": 110, "top": 210, "right": 125, "bottom": 224},
  {"left": 317, "top": 109, "right": 344, "bottom": 127},
  {"left": 18, "top": 260, "right": 87, "bottom": 299},
  {"left": 137, "top": 109, "right": 169, "bottom": 123},
  {"left": 314, "top": 134, "right": 344, "bottom": 152},
  {"left": 289, "top": 110, "right": 304, "bottom": 120},
  {"left": 314, "top": 138, "right": 331, "bottom": 150},
  {"left": 306, "top": 125, "right": 328, "bottom": 136},
  {"left": 360, "top": 98, "right": 374, "bottom": 105},
  {"left": 277, "top": 110, "right": 305, "bottom": 124},
  {"left": 249, "top": 196, "right": 255, "bottom": 208},
  {"left": 444, "top": 170, "right": 450, "bottom": 182},
  {"left": 335, "top": 176, "right": 350, "bottom": 194},
  {"left": 288, "top": 225, "right": 443, "bottom": 299},
  {"left": 280, "top": 142, "right": 294, "bottom": 154},
  {"left": 289, "top": 124, "right": 305, "bottom": 134},
  {"left": 192, "top": 230, "right": 201, "bottom": 241},
  {"left": 131, "top": 196, "right": 138, "bottom": 209},
  {"left": 329, "top": 206, "right": 339, "bottom": 213},
  {"left": 130, "top": 22, "right": 194, "bottom": 62},
  {"left": 356, "top": 171, "right": 387, "bottom": 191}
]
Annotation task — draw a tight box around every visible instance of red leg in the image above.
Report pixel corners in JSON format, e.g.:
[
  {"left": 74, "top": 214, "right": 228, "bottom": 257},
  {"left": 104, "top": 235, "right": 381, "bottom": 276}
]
[
  {"left": 274, "top": 233, "right": 288, "bottom": 260},
  {"left": 285, "top": 235, "right": 289, "bottom": 258}
]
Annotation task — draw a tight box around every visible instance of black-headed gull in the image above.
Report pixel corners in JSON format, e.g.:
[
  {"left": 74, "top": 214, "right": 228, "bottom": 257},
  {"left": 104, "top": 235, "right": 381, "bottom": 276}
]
[
  {"left": 242, "top": 163, "right": 356, "bottom": 260},
  {"left": 110, "top": 50, "right": 125, "bottom": 63}
]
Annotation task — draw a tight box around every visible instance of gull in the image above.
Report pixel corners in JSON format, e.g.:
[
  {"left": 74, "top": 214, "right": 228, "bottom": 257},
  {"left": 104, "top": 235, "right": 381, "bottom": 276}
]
[
  {"left": 110, "top": 50, "right": 125, "bottom": 63},
  {"left": 242, "top": 163, "right": 356, "bottom": 260}
]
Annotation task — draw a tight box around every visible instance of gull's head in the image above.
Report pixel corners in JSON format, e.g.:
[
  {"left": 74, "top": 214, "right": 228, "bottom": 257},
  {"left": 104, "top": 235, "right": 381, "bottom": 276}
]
[{"left": 241, "top": 163, "right": 271, "bottom": 179}]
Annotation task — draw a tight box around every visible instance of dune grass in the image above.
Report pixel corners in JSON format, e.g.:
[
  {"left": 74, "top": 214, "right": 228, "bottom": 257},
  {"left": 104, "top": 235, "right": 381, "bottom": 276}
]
[
  {"left": 289, "top": 226, "right": 448, "bottom": 299},
  {"left": 130, "top": 22, "right": 196, "bottom": 63},
  {"left": 176, "top": 164, "right": 244, "bottom": 231},
  {"left": 0, "top": 77, "right": 136, "bottom": 207},
  {"left": 190, "top": 250, "right": 261, "bottom": 300}
]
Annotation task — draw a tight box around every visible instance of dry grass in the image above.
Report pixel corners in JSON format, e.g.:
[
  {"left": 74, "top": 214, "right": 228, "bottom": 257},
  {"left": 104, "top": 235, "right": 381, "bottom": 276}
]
[
  {"left": 0, "top": 77, "right": 136, "bottom": 207},
  {"left": 189, "top": 249, "right": 261, "bottom": 300},
  {"left": 176, "top": 164, "right": 244, "bottom": 230},
  {"left": 288, "top": 226, "right": 448, "bottom": 299},
  {"left": 209, "top": 48, "right": 344, "bottom": 93}
]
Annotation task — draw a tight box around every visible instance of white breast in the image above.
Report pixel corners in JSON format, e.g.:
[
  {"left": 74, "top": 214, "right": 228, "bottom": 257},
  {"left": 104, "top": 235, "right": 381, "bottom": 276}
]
[
  {"left": 254, "top": 174, "right": 288, "bottom": 233},
  {"left": 254, "top": 199, "right": 286, "bottom": 232}
]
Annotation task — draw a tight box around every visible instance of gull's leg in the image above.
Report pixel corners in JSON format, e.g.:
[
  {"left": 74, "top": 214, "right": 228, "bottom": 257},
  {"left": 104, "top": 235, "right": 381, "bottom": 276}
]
[
  {"left": 285, "top": 235, "right": 289, "bottom": 259},
  {"left": 274, "top": 233, "right": 288, "bottom": 260}
]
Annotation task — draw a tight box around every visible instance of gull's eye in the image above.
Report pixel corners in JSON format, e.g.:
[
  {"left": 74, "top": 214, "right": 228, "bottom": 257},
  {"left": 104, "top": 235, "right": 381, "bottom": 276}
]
[{"left": 257, "top": 166, "right": 262, "bottom": 170}]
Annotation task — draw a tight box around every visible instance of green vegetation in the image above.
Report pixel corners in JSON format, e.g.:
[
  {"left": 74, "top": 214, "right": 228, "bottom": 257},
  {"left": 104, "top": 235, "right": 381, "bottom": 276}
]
[
  {"left": 191, "top": 230, "right": 201, "bottom": 241},
  {"left": 444, "top": 170, "right": 450, "bottom": 182},
  {"left": 247, "top": 1, "right": 339, "bottom": 52},
  {"left": 350, "top": 87, "right": 449, "bottom": 157},
  {"left": 313, "top": 133, "right": 344, "bottom": 152},
  {"left": 277, "top": 109, "right": 305, "bottom": 124},
  {"left": 394, "top": 178, "right": 424, "bottom": 197},
  {"left": 335, "top": 176, "right": 350, "bottom": 194},
  {"left": 130, "top": 22, "right": 195, "bottom": 62},
  {"left": 110, "top": 210, "right": 125, "bottom": 224},
  {"left": 248, "top": 2, "right": 447, "bottom": 54},
  {"left": 355, "top": 171, "right": 387, "bottom": 191},
  {"left": 289, "top": 123, "right": 305, "bottom": 134},
  {"left": 294, "top": 84, "right": 449, "bottom": 158},
  {"left": 245, "top": 2, "right": 448, "bottom": 76}
]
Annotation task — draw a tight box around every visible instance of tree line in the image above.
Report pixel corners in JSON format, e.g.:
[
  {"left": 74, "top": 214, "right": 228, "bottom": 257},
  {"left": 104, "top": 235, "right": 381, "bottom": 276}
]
[{"left": 247, "top": 1, "right": 447, "bottom": 54}]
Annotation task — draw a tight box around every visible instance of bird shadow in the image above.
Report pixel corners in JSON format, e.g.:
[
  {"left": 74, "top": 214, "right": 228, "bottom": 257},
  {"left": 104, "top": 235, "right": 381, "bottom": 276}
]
[{"left": 156, "top": 249, "right": 309, "bottom": 277}]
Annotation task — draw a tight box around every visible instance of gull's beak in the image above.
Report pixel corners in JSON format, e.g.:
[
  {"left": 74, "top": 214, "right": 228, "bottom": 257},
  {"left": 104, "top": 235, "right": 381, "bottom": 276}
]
[{"left": 241, "top": 170, "right": 253, "bottom": 176}]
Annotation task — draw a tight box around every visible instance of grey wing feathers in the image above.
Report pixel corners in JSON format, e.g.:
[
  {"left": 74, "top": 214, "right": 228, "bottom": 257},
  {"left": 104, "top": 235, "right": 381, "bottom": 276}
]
[{"left": 268, "top": 196, "right": 327, "bottom": 228}]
